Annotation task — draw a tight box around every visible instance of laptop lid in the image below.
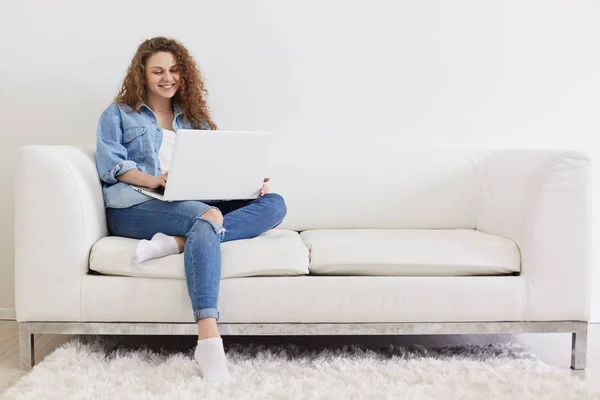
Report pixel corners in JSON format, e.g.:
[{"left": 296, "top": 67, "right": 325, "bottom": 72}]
[{"left": 163, "top": 130, "right": 275, "bottom": 201}]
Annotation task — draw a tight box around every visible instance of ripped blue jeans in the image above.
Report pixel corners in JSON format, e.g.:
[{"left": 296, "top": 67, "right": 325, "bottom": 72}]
[{"left": 105, "top": 193, "right": 287, "bottom": 322}]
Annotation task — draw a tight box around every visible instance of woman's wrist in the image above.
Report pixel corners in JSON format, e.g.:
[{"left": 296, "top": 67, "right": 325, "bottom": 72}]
[
  {"left": 139, "top": 172, "right": 156, "bottom": 188},
  {"left": 117, "top": 169, "right": 153, "bottom": 187}
]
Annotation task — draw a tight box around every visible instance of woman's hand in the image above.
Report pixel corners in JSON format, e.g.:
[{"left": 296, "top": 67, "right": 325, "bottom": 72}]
[
  {"left": 259, "top": 177, "right": 270, "bottom": 197},
  {"left": 146, "top": 172, "right": 168, "bottom": 190},
  {"left": 117, "top": 170, "right": 168, "bottom": 190}
]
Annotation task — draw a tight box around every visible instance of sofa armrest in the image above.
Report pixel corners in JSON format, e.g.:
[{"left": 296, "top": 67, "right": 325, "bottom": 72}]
[
  {"left": 477, "top": 150, "right": 592, "bottom": 320},
  {"left": 14, "top": 146, "right": 108, "bottom": 321}
]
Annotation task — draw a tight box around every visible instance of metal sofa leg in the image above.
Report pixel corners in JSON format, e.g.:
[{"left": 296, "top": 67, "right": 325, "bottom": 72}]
[
  {"left": 571, "top": 323, "right": 588, "bottom": 370},
  {"left": 18, "top": 323, "right": 34, "bottom": 371}
]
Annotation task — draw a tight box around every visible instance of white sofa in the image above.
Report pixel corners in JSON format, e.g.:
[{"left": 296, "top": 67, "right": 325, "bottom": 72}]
[{"left": 14, "top": 143, "right": 592, "bottom": 371}]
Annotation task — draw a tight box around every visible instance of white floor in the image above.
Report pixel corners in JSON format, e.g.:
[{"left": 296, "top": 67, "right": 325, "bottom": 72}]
[{"left": 1, "top": 320, "right": 599, "bottom": 394}]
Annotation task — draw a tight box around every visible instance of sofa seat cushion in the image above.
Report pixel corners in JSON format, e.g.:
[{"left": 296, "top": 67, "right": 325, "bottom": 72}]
[
  {"left": 300, "top": 229, "right": 521, "bottom": 276},
  {"left": 89, "top": 229, "right": 309, "bottom": 279}
]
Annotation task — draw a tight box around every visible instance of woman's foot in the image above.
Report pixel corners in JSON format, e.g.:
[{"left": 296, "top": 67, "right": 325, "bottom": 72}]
[
  {"left": 194, "top": 337, "right": 233, "bottom": 382},
  {"left": 132, "top": 233, "right": 180, "bottom": 264}
]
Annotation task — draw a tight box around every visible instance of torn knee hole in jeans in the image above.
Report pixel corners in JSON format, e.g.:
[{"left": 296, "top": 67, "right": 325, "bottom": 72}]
[{"left": 197, "top": 216, "right": 226, "bottom": 235}]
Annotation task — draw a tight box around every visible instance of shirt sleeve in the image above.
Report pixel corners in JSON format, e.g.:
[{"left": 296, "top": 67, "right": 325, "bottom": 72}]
[{"left": 95, "top": 104, "right": 138, "bottom": 185}]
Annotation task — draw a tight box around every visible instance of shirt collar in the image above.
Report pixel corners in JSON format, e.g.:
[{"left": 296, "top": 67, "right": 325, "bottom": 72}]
[{"left": 173, "top": 103, "right": 183, "bottom": 117}]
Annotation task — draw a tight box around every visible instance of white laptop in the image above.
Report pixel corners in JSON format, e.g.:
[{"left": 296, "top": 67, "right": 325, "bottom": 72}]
[{"left": 132, "top": 130, "right": 274, "bottom": 201}]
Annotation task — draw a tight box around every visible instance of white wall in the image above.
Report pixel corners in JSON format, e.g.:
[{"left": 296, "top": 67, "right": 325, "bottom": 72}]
[{"left": 1, "top": 0, "right": 599, "bottom": 320}]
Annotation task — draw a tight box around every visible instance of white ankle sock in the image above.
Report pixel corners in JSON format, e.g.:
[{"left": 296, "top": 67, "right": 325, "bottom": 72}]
[
  {"left": 194, "top": 337, "right": 233, "bottom": 382},
  {"left": 132, "top": 233, "right": 179, "bottom": 264}
]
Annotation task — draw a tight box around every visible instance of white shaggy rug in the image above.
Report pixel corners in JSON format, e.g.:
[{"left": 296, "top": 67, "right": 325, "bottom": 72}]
[{"left": 3, "top": 337, "right": 599, "bottom": 400}]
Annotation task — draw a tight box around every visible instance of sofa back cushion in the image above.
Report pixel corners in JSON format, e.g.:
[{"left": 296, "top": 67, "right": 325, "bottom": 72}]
[{"left": 271, "top": 141, "right": 488, "bottom": 231}]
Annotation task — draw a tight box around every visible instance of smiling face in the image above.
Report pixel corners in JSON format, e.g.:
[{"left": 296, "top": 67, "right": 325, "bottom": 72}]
[{"left": 144, "top": 51, "right": 181, "bottom": 101}]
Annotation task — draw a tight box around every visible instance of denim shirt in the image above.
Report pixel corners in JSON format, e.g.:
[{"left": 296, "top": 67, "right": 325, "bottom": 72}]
[{"left": 96, "top": 102, "right": 210, "bottom": 208}]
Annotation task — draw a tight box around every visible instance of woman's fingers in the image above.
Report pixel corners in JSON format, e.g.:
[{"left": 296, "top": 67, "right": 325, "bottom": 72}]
[
  {"left": 259, "top": 178, "right": 270, "bottom": 196},
  {"left": 259, "top": 184, "right": 270, "bottom": 196},
  {"left": 158, "top": 172, "right": 168, "bottom": 188}
]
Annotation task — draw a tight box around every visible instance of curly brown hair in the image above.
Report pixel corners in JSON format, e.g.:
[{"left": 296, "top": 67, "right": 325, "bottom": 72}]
[{"left": 115, "top": 37, "right": 217, "bottom": 130}]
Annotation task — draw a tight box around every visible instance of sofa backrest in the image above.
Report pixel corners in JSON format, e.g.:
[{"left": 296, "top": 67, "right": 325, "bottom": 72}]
[
  {"left": 18, "top": 144, "right": 489, "bottom": 236},
  {"left": 270, "top": 141, "right": 489, "bottom": 231}
]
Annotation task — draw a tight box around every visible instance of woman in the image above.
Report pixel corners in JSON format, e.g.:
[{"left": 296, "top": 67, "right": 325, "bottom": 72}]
[{"left": 95, "top": 37, "right": 287, "bottom": 382}]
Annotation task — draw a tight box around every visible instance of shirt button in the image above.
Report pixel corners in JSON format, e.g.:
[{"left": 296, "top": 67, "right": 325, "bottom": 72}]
[{"left": 155, "top": 149, "right": 158, "bottom": 153}]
